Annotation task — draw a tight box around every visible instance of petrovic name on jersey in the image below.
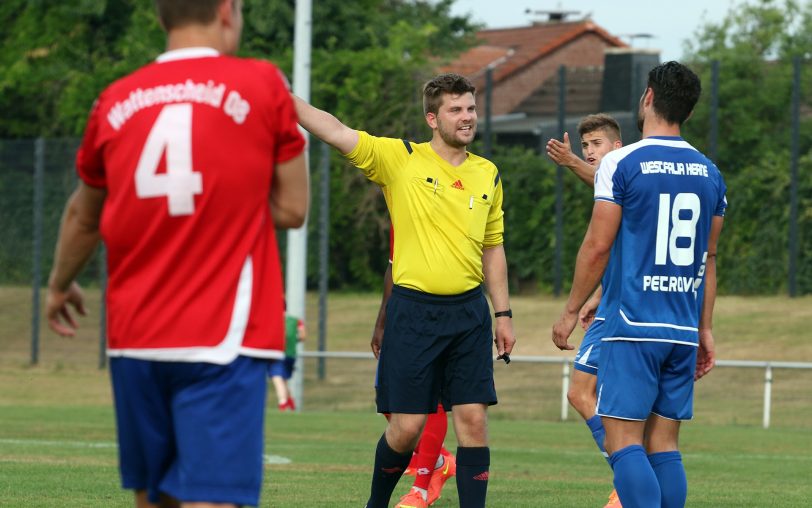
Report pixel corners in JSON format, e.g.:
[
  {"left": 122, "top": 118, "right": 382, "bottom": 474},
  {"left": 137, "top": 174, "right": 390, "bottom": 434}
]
[
  {"left": 639, "top": 160, "right": 709, "bottom": 177},
  {"left": 643, "top": 251, "right": 709, "bottom": 295},
  {"left": 106, "top": 79, "right": 251, "bottom": 130}
]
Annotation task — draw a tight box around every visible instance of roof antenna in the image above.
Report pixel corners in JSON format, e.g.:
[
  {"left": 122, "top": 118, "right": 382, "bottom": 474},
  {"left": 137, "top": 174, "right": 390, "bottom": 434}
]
[{"left": 525, "top": 8, "right": 582, "bottom": 23}]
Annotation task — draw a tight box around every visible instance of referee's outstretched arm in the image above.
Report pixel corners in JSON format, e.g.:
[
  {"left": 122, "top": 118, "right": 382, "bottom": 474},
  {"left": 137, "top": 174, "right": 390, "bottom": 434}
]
[{"left": 291, "top": 94, "right": 360, "bottom": 155}]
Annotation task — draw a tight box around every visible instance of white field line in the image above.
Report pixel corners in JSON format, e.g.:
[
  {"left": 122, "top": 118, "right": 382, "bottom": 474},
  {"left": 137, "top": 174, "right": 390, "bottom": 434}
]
[
  {"left": 5, "top": 438, "right": 806, "bottom": 465},
  {"left": 0, "top": 438, "right": 292, "bottom": 464},
  {"left": 0, "top": 438, "right": 117, "bottom": 448},
  {"left": 492, "top": 446, "right": 812, "bottom": 462}
]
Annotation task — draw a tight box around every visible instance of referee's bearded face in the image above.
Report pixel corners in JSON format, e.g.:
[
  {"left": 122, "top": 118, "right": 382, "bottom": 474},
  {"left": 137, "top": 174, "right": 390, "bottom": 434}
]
[{"left": 431, "top": 92, "right": 477, "bottom": 149}]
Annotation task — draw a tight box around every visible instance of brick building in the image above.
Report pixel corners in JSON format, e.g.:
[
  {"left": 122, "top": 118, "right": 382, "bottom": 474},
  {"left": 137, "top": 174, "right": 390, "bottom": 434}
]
[{"left": 441, "top": 15, "right": 661, "bottom": 148}]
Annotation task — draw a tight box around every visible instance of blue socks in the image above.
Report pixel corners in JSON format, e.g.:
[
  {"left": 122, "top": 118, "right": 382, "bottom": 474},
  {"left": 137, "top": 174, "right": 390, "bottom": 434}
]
[
  {"left": 456, "top": 446, "right": 490, "bottom": 508},
  {"left": 585, "top": 415, "right": 610, "bottom": 464},
  {"left": 609, "top": 445, "right": 661, "bottom": 508},
  {"left": 366, "top": 433, "right": 412, "bottom": 508},
  {"left": 649, "top": 451, "right": 687, "bottom": 508},
  {"left": 609, "top": 446, "right": 688, "bottom": 508}
]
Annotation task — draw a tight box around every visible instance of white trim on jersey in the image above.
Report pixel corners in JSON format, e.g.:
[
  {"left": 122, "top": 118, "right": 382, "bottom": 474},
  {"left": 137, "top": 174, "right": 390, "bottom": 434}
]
[
  {"left": 107, "top": 256, "right": 254, "bottom": 364},
  {"left": 594, "top": 136, "right": 699, "bottom": 202},
  {"left": 651, "top": 411, "right": 692, "bottom": 422},
  {"left": 238, "top": 347, "right": 285, "bottom": 359},
  {"left": 576, "top": 344, "right": 594, "bottom": 365},
  {"left": 595, "top": 411, "right": 648, "bottom": 422},
  {"left": 619, "top": 308, "right": 698, "bottom": 332},
  {"left": 156, "top": 47, "right": 219, "bottom": 63},
  {"left": 602, "top": 336, "right": 698, "bottom": 347}
]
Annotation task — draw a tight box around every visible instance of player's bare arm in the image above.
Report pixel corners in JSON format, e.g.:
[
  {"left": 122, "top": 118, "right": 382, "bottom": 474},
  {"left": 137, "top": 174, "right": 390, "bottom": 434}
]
[
  {"left": 292, "top": 95, "right": 359, "bottom": 155},
  {"left": 482, "top": 244, "right": 516, "bottom": 358},
  {"left": 46, "top": 182, "right": 106, "bottom": 336},
  {"left": 696, "top": 215, "right": 724, "bottom": 380},
  {"left": 546, "top": 132, "right": 596, "bottom": 187},
  {"left": 552, "top": 201, "right": 620, "bottom": 350},
  {"left": 371, "top": 263, "right": 393, "bottom": 359},
  {"left": 270, "top": 152, "right": 309, "bottom": 228}
]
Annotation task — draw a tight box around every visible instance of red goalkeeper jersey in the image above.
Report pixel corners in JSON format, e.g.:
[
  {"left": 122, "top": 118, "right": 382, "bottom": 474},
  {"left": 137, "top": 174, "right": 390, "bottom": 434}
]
[{"left": 76, "top": 47, "right": 305, "bottom": 363}]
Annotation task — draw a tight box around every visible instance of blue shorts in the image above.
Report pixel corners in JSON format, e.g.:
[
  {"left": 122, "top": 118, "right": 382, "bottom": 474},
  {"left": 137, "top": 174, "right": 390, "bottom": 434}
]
[
  {"left": 596, "top": 340, "right": 697, "bottom": 421},
  {"left": 376, "top": 285, "right": 497, "bottom": 414},
  {"left": 573, "top": 318, "right": 605, "bottom": 375},
  {"left": 268, "top": 357, "right": 295, "bottom": 380},
  {"left": 110, "top": 356, "right": 269, "bottom": 506}
]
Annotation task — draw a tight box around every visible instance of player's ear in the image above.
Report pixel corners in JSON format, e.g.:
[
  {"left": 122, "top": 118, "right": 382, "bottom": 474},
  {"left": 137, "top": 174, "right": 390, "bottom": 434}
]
[
  {"left": 426, "top": 112, "right": 437, "bottom": 129},
  {"left": 219, "top": 0, "right": 236, "bottom": 26},
  {"left": 642, "top": 87, "right": 654, "bottom": 108},
  {"left": 613, "top": 140, "right": 622, "bottom": 150}
]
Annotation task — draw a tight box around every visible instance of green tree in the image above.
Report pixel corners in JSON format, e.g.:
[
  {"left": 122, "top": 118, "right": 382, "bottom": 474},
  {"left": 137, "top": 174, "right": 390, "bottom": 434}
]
[
  {"left": 682, "top": 0, "right": 812, "bottom": 294},
  {"left": 682, "top": 0, "right": 812, "bottom": 170},
  {"left": 0, "top": 0, "right": 163, "bottom": 137},
  {"left": 0, "top": 0, "right": 477, "bottom": 139}
]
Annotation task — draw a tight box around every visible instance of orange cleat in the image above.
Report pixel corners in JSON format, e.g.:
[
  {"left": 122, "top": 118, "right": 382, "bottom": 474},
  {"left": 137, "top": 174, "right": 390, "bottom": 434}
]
[
  {"left": 395, "top": 488, "right": 428, "bottom": 508},
  {"left": 603, "top": 489, "right": 622, "bottom": 508},
  {"left": 427, "top": 451, "right": 456, "bottom": 505}
]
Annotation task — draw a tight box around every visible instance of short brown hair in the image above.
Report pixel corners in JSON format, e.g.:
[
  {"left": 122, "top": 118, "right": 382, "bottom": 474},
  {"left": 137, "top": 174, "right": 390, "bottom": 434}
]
[
  {"left": 155, "top": 0, "right": 223, "bottom": 31},
  {"left": 423, "top": 73, "right": 476, "bottom": 116},
  {"left": 577, "top": 113, "right": 622, "bottom": 142}
]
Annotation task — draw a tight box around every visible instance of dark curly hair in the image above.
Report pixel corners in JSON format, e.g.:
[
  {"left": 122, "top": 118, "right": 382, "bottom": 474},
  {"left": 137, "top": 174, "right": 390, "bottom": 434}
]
[{"left": 647, "top": 61, "right": 702, "bottom": 125}]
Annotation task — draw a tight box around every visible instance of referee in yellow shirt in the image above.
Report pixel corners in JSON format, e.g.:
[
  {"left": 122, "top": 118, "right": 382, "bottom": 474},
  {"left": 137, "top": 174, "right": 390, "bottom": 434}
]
[{"left": 293, "top": 73, "right": 516, "bottom": 508}]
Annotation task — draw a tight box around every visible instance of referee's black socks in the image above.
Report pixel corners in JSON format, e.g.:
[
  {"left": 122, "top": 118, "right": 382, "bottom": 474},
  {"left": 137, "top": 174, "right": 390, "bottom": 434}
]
[
  {"left": 456, "top": 446, "right": 490, "bottom": 508},
  {"left": 366, "top": 433, "right": 411, "bottom": 508}
]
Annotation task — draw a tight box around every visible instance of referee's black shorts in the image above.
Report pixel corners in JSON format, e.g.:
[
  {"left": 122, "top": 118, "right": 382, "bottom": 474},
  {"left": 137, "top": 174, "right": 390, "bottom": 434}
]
[{"left": 376, "top": 284, "right": 497, "bottom": 414}]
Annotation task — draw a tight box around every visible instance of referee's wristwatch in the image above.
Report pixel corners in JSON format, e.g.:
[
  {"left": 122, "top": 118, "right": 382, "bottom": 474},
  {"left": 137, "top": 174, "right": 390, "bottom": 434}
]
[{"left": 494, "top": 309, "right": 512, "bottom": 318}]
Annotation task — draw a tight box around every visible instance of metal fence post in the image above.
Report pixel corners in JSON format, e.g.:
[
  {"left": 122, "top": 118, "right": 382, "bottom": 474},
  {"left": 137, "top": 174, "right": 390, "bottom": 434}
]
[
  {"left": 31, "top": 138, "right": 45, "bottom": 366},
  {"left": 560, "top": 361, "right": 570, "bottom": 421},
  {"left": 762, "top": 364, "right": 773, "bottom": 429},
  {"left": 318, "top": 141, "right": 330, "bottom": 380},
  {"left": 98, "top": 246, "right": 107, "bottom": 369},
  {"left": 709, "top": 60, "right": 720, "bottom": 162},
  {"left": 788, "top": 56, "right": 800, "bottom": 298},
  {"left": 484, "top": 66, "right": 494, "bottom": 159},
  {"left": 554, "top": 65, "right": 566, "bottom": 297}
]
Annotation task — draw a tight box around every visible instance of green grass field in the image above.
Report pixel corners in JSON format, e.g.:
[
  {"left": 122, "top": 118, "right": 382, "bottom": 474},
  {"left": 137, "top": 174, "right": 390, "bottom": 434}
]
[
  {"left": 2, "top": 408, "right": 811, "bottom": 507},
  {"left": 1, "top": 287, "right": 811, "bottom": 506}
]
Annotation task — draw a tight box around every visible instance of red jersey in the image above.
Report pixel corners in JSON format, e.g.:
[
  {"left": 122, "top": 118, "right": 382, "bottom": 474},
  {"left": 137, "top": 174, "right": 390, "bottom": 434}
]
[{"left": 76, "top": 47, "right": 305, "bottom": 363}]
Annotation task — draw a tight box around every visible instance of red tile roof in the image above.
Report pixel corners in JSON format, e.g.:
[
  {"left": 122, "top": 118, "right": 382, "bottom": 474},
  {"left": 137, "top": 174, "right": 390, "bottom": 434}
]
[{"left": 440, "top": 20, "right": 626, "bottom": 82}]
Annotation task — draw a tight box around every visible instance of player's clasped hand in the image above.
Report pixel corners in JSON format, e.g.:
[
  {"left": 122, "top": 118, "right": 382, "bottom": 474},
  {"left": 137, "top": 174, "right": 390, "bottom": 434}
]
[{"left": 551, "top": 310, "right": 578, "bottom": 351}]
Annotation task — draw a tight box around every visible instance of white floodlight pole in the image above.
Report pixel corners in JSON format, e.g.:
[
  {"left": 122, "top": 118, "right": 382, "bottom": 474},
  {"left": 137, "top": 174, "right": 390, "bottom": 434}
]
[{"left": 288, "top": 0, "right": 312, "bottom": 411}]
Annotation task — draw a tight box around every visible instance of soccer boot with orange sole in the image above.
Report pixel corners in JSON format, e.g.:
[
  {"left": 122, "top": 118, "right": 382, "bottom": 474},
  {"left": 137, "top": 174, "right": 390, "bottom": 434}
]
[
  {"left": 427, "top": 452, "right": 456, "bottom": 505},
  {"left": 395, "top": 488, "right": 428, "bottom": 508},
  {"left": 603, "top": 488, "right": 622, "bottom": 508}
]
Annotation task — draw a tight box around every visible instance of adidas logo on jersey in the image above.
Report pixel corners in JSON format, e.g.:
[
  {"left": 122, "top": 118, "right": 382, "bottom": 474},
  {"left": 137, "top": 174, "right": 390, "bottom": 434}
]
[{"left": 451, "top": 179, "right": 465, "bottom": 190}]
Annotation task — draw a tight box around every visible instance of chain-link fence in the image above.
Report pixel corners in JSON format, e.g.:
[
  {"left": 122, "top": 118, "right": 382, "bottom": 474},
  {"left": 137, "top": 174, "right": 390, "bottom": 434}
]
[
  {"left": 1, "top": 58, "right": 810, "bottom": 369},
  {"left": 0, "top": 137, "right": 104, "bottom": 286}
]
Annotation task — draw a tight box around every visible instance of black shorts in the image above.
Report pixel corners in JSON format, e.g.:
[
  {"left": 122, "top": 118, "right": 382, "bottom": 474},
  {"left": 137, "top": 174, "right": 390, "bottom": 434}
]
[{"left": 376, "top": 284, "right": 497, "bottom": 414}]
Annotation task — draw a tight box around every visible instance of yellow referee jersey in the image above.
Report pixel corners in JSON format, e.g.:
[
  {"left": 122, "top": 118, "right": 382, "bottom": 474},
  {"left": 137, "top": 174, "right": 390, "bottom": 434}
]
[{"left": 346, "top": 131, "right": 505, "bottom": 295}]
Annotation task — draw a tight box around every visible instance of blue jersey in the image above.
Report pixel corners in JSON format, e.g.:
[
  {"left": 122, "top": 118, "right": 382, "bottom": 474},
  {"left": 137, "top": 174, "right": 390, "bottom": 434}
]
[{"left": 594, "top": 136, "right": 727, "bottom": 346}]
